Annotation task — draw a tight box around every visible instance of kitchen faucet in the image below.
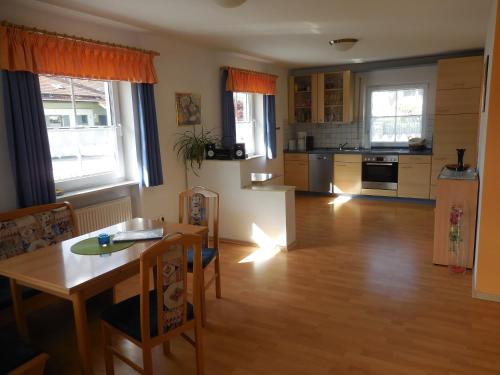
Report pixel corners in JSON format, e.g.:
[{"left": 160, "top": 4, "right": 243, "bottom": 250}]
[{"left": 338, "top": 142, "right": 348, "bottom": 150}]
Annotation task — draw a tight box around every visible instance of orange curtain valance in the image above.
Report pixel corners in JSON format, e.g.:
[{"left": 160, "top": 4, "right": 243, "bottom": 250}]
[
  {"left": 225, "top": 67, "right": 277, "bottom": 95},
  {"left": 0, "top": 25, "right": 158, "bottom": 84}
]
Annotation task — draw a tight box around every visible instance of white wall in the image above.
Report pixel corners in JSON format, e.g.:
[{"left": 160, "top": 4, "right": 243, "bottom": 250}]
[
  {"left": 357, "top": 65, "right": 438, "bottom": 148},
  {"left": 473, "top": 0, "right": 497, "bottom": 297},
  {"left": 0, "top": 1, "right": 288, "bottom": 220}
]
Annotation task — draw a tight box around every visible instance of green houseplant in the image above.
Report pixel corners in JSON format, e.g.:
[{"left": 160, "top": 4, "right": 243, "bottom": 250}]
[{"left": 174, "top": 126, "right": 220, "bottom": 175}]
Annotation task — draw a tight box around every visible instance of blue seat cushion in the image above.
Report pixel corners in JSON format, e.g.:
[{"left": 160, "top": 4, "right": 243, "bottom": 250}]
[
  {"left": 0, "top": 276, "right": 40, "bottom": 310},
  {"left": 187, "top": 247, "right": 217, "bottom": 272},
  {"left": 0, "top": 333, "right": 42, "bottom": 373},
  {"left": 101, "top": 290, "right": 193, "bottom": 342}
]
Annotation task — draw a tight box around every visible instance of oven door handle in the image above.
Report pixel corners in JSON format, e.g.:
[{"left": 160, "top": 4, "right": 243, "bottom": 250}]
[{"left": 364, "top": 162, "right": 396, "bottom": 166}]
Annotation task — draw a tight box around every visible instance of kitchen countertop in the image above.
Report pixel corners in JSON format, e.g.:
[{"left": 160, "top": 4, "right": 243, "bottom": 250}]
[{"left": 284, "top": 147, "right": 433, "bottom": 156}]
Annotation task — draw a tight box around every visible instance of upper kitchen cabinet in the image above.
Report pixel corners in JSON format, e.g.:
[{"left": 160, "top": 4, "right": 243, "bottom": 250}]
[
  {"left": 436, "top": 56, "right": 483, "bottom": 90},
  {"left": 288, "top": 74, "right": 318, "bottom": 124},
  {"left": 317, "top": 71, "right": 354, "bottom": 124}
]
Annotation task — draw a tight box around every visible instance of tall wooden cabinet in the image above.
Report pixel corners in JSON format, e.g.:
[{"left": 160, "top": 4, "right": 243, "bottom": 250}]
[
  {"left": 288, "top": 71, "right": 354, "bottom": 124},
  {"left": 430, "top": 56, "right": 483, "bottom": 199}
]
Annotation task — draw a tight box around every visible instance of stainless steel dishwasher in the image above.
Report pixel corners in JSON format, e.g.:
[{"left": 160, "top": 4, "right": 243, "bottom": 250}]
[{"left": 308, "top": 153, "right": 333, "bottom": 193}]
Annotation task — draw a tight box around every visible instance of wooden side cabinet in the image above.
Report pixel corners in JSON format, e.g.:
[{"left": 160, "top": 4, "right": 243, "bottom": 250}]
[
  {"left": 433, "top": 177, "right": 478, "bottom": 268},
  {"left": 333, "top": 154, "right": 361, "bottom": 194},
  {"left": 284, "top": 153, "right": 309, "bottom": 191},
  {"left": 397, "top": 155, "right": 431, "bottom": 199}
]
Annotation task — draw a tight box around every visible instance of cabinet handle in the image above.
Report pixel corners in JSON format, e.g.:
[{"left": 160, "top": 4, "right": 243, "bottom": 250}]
[{"left": 400, "top": 166, "right": 412, "bottom": 169}]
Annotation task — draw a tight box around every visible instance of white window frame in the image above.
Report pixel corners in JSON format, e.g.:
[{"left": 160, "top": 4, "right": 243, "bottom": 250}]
[
  {"left": 365, "top": 84, "right": 427, "bottom": 147},
  {"left": 41, "top": 78, "right": 126, "bottom": 192},
  {"left": 234, "top": 92, "right": 265, "bottom": 156}
]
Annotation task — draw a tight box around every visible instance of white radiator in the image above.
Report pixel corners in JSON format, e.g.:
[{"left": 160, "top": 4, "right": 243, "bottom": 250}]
[{"left": 75, "top": 197, "right": 133, "bottom": 234}]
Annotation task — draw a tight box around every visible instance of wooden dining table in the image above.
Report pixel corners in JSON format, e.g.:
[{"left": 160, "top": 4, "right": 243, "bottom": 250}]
[{"left": 0, "top": 218, "right": 208, "bottom": 375}]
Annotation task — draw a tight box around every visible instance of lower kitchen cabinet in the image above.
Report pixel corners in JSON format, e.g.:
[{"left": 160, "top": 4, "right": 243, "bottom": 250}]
[
  {"left": 334, "top": 154, "right": 361, "bottom": 194},
  {"left": 398, "top": 155, "right": 431, "bottom": 199},
  {"left": 284, "top": 153, "right": 309, "bottom": 191}
]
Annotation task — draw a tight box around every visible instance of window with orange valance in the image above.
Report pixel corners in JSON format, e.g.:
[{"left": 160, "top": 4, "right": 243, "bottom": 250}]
[
  {"left": 225, "top": 67, "right": 277, "bottom": 95},
  {"left": 0, "top": 24, "right": 158, "bottom": 84}
]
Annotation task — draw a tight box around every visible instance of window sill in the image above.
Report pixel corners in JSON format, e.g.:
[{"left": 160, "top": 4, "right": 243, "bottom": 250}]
[{"left": 56, "top": 180, "right": 140, "bottom": 201}]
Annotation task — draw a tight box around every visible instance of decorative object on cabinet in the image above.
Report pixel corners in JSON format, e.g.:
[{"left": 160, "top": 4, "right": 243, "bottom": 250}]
[
  {"left": 456, "top": 148, "right": 466, "bottom": 171},
  {"left": 174, "top": 127, "right": 220, "bottom": 174},
  {"left": 448, "top": 205, "right": 467, "bottom": 274},
  {"left": 408, "top": 137, "right": 426, "bottom": 151},
  {"left": 175, "top": 93, "right": 202, "bottom": 126}
]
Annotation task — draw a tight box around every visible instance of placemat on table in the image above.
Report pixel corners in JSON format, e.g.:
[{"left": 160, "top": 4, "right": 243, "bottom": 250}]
[{"left": 70, "top": 236, "right": 134, "bottom": 255}]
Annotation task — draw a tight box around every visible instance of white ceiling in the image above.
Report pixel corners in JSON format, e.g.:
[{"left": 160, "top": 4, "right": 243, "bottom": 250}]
[{"left": 29, "top": 0, "right": 493, "bottom": 67}]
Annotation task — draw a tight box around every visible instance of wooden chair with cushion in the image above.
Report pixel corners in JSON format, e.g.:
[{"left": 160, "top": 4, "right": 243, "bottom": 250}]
[
  {"left": 0, "top": 202, "right": 78, "bottom": 334},
  {"left": 100, "top": 233, "right": 204, "bottom": 375},
  {"left": 178, "top": 186, "right": 220, "bottom": 325}
]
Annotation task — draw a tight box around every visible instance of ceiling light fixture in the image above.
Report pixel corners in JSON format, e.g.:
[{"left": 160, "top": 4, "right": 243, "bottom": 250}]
[
  {"left": 329, "top": 38, "right": 358, "bottom": 51},
  {"left": 214, "top": 0, "right": 248, "bottom": 8}
]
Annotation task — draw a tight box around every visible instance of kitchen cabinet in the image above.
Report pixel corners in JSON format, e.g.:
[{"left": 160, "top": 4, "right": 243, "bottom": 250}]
[
  {"left": 435, "top": 87, "right": 481, "bottom": 115},
  {"left": 397, "top": 155, "right": 431, "bottom": 199},
  {"left": 317, "top": 71, "right": 354, "bottom": 124},
  {"left": 288, "top": 74, "right": 318, "bottom": 124},
  {"left": 436, "top": 56, "right": 483, "bottom": 90},
  {"left": 284, "top": 153, "right": 309, "bottom": 191},
  {"left": 333, "top": 154, "right": 361, "bottom": 194},
  {"left": 431, "top": 56, "right": 483, "bottom": 198}
]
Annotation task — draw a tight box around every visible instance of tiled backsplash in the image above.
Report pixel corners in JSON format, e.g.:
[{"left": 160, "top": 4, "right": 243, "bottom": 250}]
[
  {"left": 285, "top": 122, "right": 361, "bottom": 149},
  {"left": 284, "top": 115, "right": 434, "bottom": 150}
]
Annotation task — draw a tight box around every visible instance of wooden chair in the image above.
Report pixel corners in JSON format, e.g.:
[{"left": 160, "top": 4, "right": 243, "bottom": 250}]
[
  {"left": 179, "top": 186, "right": 220, "bottom": 325},
  {"left": 0, "top": 202, "right": 78, "bottom": 334},
  {"left": 100, "top": 233, "right": 204, "bottom": 375}
]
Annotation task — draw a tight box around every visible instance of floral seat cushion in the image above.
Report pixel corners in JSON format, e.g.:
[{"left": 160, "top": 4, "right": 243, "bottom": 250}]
[{"left": 0, "top": 206, "right": 74, "bottom": 260}]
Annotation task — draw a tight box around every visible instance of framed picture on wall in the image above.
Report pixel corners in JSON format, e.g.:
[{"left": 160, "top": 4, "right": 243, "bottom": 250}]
[
  {"left": 482, "top": 55, "right": 489, "bottom": 113},
  {"left": 175, "top": 93, "right": 201, "bottom": 126}
]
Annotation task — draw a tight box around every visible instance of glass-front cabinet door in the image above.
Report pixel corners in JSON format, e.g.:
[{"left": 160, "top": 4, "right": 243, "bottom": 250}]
[
  {"left": 317, "top": 71, "right": 354, "bottom": 124},
  {"left": 288, "top": 74, "right": 318, "bottom": 124}
]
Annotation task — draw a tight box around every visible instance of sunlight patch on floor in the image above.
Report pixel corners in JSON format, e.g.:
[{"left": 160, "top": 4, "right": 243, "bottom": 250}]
[
  {"left": 238, "top": 223, "right": 281, "bottom": 264},
  {"left": 328, "top": 194, "right": 352, "bottom": 207}
]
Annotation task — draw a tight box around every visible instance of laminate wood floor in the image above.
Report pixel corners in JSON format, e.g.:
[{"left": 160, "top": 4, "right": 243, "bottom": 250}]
[{"left": 9, "top": 195, "right": 500, "bottom": 374}]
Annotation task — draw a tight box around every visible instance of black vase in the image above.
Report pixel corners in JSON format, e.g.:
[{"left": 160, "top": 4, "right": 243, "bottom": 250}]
[{"left": 457, "top": 148, "right": 466, "bottom": 171}]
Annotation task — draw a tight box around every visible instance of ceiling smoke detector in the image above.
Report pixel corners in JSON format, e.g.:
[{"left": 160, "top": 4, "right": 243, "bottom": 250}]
[
  {"left": 214, "top": 0, "right": 248, "bottom": 8},
  {"left": 329, "top": 38, "right": 358, "bottom": 51}
]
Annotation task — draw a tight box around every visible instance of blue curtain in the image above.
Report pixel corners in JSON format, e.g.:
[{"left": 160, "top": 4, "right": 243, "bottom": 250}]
[
  {"left": 135, "top": 83, "right": 163, "bottom": 187},
  {"left": 263, "top": 95, "right": 277, "bottom": 159},
  {"left": 2, "top": 70, "right": 56, "bottom": 208},
  {"left": 221, "top": 69, "right": 236, "bottom": 149}
]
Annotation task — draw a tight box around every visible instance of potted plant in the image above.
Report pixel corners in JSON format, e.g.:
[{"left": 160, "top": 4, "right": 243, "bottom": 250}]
[{"left": 174, "top": 126, "right": 220, "bottom": 175}]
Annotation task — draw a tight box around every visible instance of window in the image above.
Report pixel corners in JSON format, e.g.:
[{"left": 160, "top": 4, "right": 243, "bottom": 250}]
[
  {"left": 233, "top": 92, "right": 266, "bottom": 156},
  {"left": 39, "top": 75, "right": 124, "bottom": 186},
  {"left": 367, "top": 86, "right": 425, "bottom": 145}
]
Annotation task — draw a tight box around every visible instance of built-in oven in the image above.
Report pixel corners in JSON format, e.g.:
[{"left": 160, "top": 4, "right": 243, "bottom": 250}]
[{"left": 362, "top": 155, "right": 399, "bottom": 190}]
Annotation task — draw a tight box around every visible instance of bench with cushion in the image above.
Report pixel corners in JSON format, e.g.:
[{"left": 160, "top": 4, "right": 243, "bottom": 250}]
[{"left": 0, "top": 202, "right": 78, "bottom": 325}]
